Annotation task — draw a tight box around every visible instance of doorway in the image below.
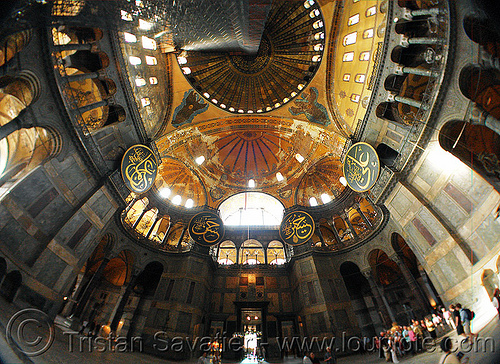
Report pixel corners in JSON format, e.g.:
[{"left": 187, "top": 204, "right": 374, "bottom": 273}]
[{"left": 242, "top": 309, "right": 262, "bottom": 359}]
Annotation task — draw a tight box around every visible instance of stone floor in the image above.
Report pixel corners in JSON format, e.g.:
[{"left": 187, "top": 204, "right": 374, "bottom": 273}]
[{"left": 1, "top": 297, "right": 499, "bottom": 364}]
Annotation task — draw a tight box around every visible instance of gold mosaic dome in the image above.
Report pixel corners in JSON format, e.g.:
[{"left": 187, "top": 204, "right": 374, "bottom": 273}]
[{"left": 176, "top": 0, "right": 326, "bottom": 114}]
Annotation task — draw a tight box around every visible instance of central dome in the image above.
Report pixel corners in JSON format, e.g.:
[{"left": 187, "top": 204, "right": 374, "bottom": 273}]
[{"left": 176, "top": 0, "right": 325, "bottom": 114}]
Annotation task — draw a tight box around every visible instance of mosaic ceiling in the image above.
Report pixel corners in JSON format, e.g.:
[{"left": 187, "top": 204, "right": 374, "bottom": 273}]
[
  {"left": 119, "top": 0, "right": 389, "bottom": 210},
  {"left": 177, "top": 0, "right": 326, "bottom": 114}
]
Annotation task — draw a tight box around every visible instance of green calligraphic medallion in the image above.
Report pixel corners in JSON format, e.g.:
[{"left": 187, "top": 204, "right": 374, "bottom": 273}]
[
  {"left": 279, "top": 211, "right": 315, "bottom": 246},
  {"left": 188, "top": 211, "right": 225, "bottom": 246},
  {"left": 342, "top": 142, "right": 380, "bottom": 192},
  {"left": 121, "top": 145, "right": 158, "bottom": 193}
]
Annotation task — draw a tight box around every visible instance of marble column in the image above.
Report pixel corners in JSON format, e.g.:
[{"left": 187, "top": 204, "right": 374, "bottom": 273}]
[
  {"left": 343, "top": 213, "right": 358, "bottom": 239},
  {"left": 161, "top": 221, "right": 174, "bottom": 246},
  {"left": 315, "top": 225, "right": 326, "bottom": 246},
  {"left": 72, "top": 257, "right": 110, "bottom": 319},
  {"left": 110, "top": 273, "right": 138, "bottom": 332},
  {"left": 362, "top": 270, "right": 395, "bottom": 326},
  {"left": 145, "top": 215, "right": 160, "bottom": 239},
  {"left": 176, "top": 224, "right": 188, "bottom": 248},
  {"left": 393, "top": 255, "right": 429, "bottom": 312},
  {"left": 132, "top": 206, "right": 148, "bottom": 229}
]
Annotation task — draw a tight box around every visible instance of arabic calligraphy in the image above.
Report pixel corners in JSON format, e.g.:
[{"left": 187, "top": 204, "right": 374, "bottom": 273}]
[
  {"left": 280, "top": 211, "right": 314, "bottom": 246},
  {"left": 189, "top": 212, "right": 225, "bottom": 246},
  {"left": 121, "top": 145, "right": 158, "bottom": 193},
  {"left": 342, "top": 142, "right": 380, "bottom": 192}
]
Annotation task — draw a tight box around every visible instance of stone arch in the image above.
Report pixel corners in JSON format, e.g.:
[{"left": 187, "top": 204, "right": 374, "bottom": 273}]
[
  {"left": 463, "top": 16, "right": 500, "bottom": 59},
  {"left": 0, "top": 270, "right": 22, "bottom": 302},
  {"left": 368, "top": 249, "right": 401, "bottom": 286},
  {"left": 103, "top": 250, "right": 135, "bottom": 287},
  {"left": 482, "top": 268, "right": 499, "bottom": 299},
  {"left": 459, "top": 65, "right": 500, "bottom": 120},
  {"left": 135, "top": 261, "right": 164, "bottom": 297},
  {"left": 376, "top": 143, "right": 399, "bottom": 167},
  {"left": 439, "top": 120, "right": 500, "bottom": 193},
  {"left": 0, "top": 29, "right": 32, "bottom": 67},
  {"left": 0, "top": 72, "right": 60, "bottom": 186}
]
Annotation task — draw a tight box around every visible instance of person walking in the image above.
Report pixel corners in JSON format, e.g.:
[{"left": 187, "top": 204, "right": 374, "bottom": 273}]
[{"left": 457, "top": 303, "right": 477, "bottom": 343}]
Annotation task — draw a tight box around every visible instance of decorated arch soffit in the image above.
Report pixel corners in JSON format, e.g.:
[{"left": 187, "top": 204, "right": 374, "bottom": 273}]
[{"left": 155, "top": 117, "right": 346, "bottom": 208}]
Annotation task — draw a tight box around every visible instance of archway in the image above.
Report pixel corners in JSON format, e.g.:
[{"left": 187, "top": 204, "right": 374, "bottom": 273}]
[
  {"left": 340, "top": 261, "right": 379, "bottom": 337},
  {"left": 459, "top": 65, "right": 500, "bottom": 120},
  {"left": 439, "top": 120, "right": 500, "bottom": 193},
  {"left": 0, "top": 270, "right": 22, "bottom": 302},
  {"left": 368, "top": 249, "right": 417, "bottom": 324},
  {"left": 391, "top": 233, "right": 441, "bottom": 309},
  {"left": 482, "top": 269, "right": 499, "bottom": 299},
  {"left": 126, "top": 261, "right": 164, "bottom": 338}
]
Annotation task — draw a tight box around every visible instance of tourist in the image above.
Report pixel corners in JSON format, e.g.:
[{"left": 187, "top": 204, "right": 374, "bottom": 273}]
[
  {"left": 492, "top": 288, "right": 500, "bottom": 319},
  {"left": 412, "top": 320, "right": 423, "bottom": 352},
  {"left": 388, "top": 335, "right": 399, "bottom": 363},
  {"left": 457, "top": 303, "right": 477, "bottom": 343},
  {"left": 303, "top": 352, "right": 313, "bottom": 364},
  {"left": 450, "top": 304, "right": 465, "bottom": 338},
  {"left": 425, "top": 317, "right": 437, "bottom": 340},
  {"left": 408, "top": 325, "right": 417, "bottom": 355},
  {"left": 442, "top": 307, "right": 455, "bottom": 329},
  {"left": 310, "top": 352, "right": 320, "bottom": 364},
  {"left": 198, "top": 352, "right": 209, "bottom": 364},
  {"left": 378, "top": 332, "right": 387, "bottom": 359},
  {"left": 324, "top": 346, "right": 337, "bottom": 364},
  {"left": 432, "top": 313, "right": 444, "bottom": 333},
  {"left": 439, "top": 337, "right": 463, "bottom": 364}
]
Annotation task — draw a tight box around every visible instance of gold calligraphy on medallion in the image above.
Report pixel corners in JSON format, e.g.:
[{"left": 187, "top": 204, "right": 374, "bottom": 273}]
[
  {"left": 189, "top": 212, "right": 225, "bottom": 246},
  {"left": 121, "top": 145, "right": 158, "bottom": 193},
  {"left": 279, "top": 211, "right": 315, "bottom": 246},
  {"left": 342, "top": 142, "right": 380, "bottom": 192}
]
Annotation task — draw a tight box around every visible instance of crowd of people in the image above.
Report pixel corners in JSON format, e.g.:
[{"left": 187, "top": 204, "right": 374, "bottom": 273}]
[{"left": 374, "top": 304, "right": 476, "bottom": 363}]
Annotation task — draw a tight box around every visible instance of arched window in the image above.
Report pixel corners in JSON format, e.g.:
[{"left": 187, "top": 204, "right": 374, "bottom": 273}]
[
  {"left": 0, "top": 30, "right": 32, "bottom": 68},
  {"left": 135, "top": 207, "right": 158, "bottom": 235},
  {"left": 123, "top": 197, "right": 148, "bottom": 226},
  {"left": 217, "top": 241, "right": 237, "bottom": 265},
  {"left": 240, "top": 240, "right": 265, "bottom": 265},
  {"left": 267, "top": 241, "right": 286, "bottom": 265},
  {"left": 219, "top": 192, "right": 284, "bottom": 226},
  {"left": 0, "top": 75, "right": 58, "bottom": 193}
]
